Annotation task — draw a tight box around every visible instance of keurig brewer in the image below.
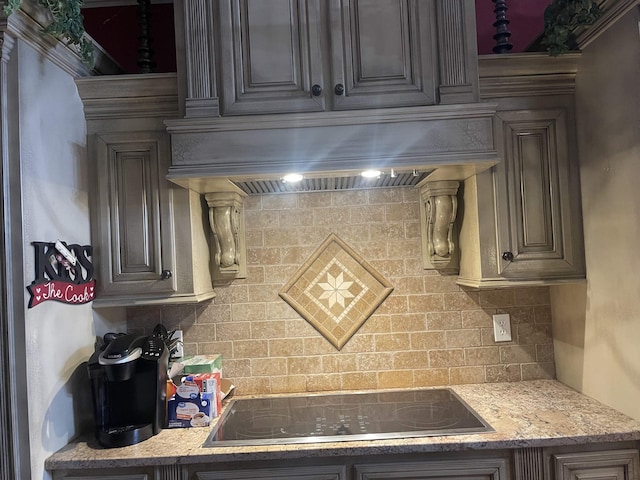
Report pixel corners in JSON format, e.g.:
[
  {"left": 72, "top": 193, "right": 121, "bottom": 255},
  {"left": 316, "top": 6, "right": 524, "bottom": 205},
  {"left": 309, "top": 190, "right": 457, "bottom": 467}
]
[{"left": 87, "top": 333, "right": 169, "bottom": 448}]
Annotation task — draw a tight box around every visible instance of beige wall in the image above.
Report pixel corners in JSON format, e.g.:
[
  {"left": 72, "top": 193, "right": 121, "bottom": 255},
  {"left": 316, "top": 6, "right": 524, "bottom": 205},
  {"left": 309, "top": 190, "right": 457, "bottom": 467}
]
[
  {"left": 129, "top": 187, "right": 555, "bottom": 395},
  {"left": 551, "top": 7, "right": 640, "bottom": 420}
]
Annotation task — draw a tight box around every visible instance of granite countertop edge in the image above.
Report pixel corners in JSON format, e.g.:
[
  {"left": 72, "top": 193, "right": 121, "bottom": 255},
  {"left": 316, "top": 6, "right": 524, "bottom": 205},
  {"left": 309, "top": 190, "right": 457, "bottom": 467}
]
[{"left": 45, "top": 380, "right": 640, "bottom": 471}]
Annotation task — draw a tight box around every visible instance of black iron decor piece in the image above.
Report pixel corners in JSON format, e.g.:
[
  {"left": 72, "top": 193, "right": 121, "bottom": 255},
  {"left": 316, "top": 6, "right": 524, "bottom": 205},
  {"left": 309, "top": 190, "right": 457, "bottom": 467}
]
[
  {"left": 492, "top": 0, "right": 513, "bottom": 53},
  {"left": 137, "top": 0, "right": 156, "bottom": 73}
]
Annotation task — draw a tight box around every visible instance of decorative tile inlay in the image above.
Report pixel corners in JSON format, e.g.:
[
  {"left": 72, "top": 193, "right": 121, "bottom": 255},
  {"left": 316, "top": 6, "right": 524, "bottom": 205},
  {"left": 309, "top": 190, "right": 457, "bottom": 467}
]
[{"left": 279, "top": 233, "right": 393, "bottom": 349}]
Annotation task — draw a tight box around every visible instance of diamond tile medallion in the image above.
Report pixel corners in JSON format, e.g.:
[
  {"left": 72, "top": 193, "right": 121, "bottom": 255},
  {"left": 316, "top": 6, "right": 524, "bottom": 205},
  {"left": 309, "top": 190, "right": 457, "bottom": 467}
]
[{"left": 279, "top": 233, "right": 394, "bottom": 350}]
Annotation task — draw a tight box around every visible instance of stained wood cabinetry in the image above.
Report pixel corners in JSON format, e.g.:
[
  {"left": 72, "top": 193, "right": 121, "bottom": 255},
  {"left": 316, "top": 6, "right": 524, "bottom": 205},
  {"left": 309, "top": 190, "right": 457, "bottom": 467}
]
[
  {"left": 75, "top": 74, "right": 215, "bottom": 306},
  {"left": 175, "top": 0, "right": 479, "bottom": 117}
]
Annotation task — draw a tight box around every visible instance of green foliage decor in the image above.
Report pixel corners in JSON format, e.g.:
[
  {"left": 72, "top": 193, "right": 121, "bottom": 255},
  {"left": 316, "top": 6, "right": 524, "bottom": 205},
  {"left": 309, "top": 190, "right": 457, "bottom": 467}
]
[
  {"left": 3, "top": 0, "right": 93, "bottom": 66},
  {"left": 542, "top": 0, "right": 603, "bottom": 56}
]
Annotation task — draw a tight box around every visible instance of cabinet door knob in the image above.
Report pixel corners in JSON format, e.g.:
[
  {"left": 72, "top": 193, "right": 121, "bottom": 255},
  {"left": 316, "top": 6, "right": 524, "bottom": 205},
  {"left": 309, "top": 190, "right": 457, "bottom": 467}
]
[
  {"left": 334, "top": 83, "right": 345, "bottom": 95},
  {"left": 502, "top": 251, "right": 514, "bottom": 262},
  {"left": 161, "top": 269, "right": 173, "bottom": 280},
  {"left": 311, "top": 84, "right": 322, "bottom": 96}
]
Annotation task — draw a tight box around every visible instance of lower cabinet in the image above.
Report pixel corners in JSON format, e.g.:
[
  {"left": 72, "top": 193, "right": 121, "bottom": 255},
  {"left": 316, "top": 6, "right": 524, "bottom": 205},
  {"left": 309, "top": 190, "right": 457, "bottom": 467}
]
[
  {"left": 353, "top": 457, "right": 507, "bottom": 480},
  {"left": 193, "top": 464, "right": 347, "bottom": 480},
  {"left": 550, "top": 448, "right": 640, "bottom": 480}
]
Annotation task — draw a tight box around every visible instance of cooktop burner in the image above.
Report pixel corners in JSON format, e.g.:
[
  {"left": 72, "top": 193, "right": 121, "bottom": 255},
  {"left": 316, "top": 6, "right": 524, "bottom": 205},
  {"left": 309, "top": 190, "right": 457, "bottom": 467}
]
[{"left": 204, "top": 388, "right": 493, "bottom": 447}]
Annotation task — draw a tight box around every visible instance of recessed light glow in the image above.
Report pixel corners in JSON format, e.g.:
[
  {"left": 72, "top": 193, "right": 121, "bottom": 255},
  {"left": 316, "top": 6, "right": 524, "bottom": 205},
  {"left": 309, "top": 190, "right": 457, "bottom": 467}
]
[
  {"left": 361, "top": 169, "right": 382, "bottom": 178},
  {"left": 282, "top": 173, "right": 304, "bottom": 183}
]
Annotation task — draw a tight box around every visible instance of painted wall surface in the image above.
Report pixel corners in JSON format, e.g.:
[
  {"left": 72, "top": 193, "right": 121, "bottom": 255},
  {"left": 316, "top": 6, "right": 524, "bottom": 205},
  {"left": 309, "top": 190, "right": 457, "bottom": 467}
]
[
  {"left": 17, "top": 41, "right": 123, "bottom": 479},
  {"left": 129, "top": 188, "right": 556, "bottom": 396},
  {"left": 551, "top": 7, "right": 640, "bottom": 421}
]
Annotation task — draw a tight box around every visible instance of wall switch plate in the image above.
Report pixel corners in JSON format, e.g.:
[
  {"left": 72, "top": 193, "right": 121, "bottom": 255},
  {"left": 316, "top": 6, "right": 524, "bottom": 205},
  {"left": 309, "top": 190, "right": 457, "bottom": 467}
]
[
  {"left": 492, "top": 314, "right": 512, "bottom": 342},
  {"left": 170, "top": 330, "right": 184, "bottom": 359}
]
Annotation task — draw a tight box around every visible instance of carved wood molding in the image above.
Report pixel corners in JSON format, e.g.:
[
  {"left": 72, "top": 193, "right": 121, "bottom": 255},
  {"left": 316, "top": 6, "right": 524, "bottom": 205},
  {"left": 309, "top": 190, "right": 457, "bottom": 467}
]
[
  {"left": 514, "top": 447, "right": 544, "bottom": 480},
  {"left": 204, "top": 191, "right": 247, "bottom": 284}
]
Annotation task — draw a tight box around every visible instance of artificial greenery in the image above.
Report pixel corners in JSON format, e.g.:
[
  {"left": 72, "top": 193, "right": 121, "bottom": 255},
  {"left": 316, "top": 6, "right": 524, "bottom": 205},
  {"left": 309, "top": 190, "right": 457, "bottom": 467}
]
[
  {"left": 542, "top": 0, "right": 603, "bottom": 56},
  {"left": 3, "top": 0, "right": 93, "bottom": 66}
]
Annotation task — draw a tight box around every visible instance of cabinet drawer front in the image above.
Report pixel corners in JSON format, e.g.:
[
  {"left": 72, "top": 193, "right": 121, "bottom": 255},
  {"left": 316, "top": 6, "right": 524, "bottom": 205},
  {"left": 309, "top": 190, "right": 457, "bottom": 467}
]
[
  {"left": 95, "top": 134, "right": 177, "bottom": 297},
  {"left": 218, "top": 0, "right": 325, "bottom": 115},
  {"left": 554, "top": 449, "right": 640, "bottom": 480},
  {"left": 195, "top": 464, "right": 347, "bottom": 480},
  {"left": 354, "top": 458, "right": 508, "bottom": 480}
]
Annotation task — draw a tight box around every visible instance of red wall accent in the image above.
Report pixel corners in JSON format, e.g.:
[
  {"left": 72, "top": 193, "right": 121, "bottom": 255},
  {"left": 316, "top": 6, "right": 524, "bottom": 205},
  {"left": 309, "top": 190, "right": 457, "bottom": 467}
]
[{"left": 82, "top": 2, "right": 550, "bottom": 74}]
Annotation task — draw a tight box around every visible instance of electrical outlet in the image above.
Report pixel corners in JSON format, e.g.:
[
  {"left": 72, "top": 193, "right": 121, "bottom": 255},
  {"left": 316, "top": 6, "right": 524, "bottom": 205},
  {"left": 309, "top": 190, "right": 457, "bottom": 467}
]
[
  {"left": 492, "top": 314, "right": 512, "bottom": 342},
  {"left": 170, "top": 330, "right": 184, "bottom": 359}
]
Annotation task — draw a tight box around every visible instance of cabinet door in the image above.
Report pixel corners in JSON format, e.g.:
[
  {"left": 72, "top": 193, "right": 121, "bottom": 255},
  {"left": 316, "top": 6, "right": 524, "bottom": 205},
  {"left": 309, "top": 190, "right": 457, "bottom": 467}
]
[
  {"left": 354, "top": 458, "right": 508, "bottom": 480},
  {"left": 328, "top": 0, "right": 437, "bottom": 110},
  {"left": 194, "top": 465, "right": 347, "bottom": 480},
  {"left": 217, "top": 0, "right": 325, "bottom": 115},
  {"left": 553, "top": 449, "right": 640, "bottom": 480},
  {"left": 93, "top": 132, "right": 177, "bottom": 299},
  {"left": 493, "top": 108, "right": 585, "bottom": 280}
]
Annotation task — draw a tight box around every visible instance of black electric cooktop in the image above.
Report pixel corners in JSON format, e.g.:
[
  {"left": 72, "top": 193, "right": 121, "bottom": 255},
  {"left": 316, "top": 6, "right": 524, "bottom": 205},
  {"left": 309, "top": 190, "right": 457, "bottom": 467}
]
[{"left": 204, "top": 388, "right": 493, "bottom": 447}]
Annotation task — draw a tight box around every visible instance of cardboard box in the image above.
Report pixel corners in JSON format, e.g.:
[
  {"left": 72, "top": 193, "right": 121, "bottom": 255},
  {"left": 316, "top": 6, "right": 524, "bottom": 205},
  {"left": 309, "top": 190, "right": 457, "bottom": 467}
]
[
  {"left": 167, "top": 375, "right": 217, "bottom": 428},
  {"left": 181, "top": 354, "right": 222, "bottom": 374}
]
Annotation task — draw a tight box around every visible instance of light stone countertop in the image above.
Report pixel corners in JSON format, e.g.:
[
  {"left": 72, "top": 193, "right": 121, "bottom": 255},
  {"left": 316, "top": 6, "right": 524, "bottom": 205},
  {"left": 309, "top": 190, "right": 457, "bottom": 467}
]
[{"left": 45, "top": 380, "right": 640, "bottom": 471}]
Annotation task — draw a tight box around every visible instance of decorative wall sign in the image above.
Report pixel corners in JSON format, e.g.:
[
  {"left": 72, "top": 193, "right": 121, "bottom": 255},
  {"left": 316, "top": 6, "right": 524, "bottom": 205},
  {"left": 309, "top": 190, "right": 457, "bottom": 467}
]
[
  {"left": 279, "top": 233, "right": 394, "bottom": 350},
  {"left": 27, "top": 241, "right": 95, "bottom": 308}
]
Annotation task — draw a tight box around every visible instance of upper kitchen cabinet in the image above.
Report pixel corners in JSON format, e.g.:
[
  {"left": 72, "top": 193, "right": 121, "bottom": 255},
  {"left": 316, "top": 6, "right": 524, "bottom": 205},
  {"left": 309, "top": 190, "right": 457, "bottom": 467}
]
[
  {"left": 457, "top": 54, "right": 586, "bottom": 288},
  {"left": 174, "top": 0, "right": 479, "bottom": 117},
  {"left": 76, "top": 74, "right": 216, "bottom": 307}
]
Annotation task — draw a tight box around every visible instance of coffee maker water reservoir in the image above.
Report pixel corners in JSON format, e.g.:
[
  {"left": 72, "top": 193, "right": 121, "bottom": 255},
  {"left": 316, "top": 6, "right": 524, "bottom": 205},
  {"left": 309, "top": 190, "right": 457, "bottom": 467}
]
[{"left": 87, "top": 333, "right": 169, "bottom": 447}]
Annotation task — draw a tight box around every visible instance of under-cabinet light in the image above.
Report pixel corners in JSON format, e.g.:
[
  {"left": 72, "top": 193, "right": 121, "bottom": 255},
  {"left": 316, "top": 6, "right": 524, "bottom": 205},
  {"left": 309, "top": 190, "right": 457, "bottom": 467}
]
[
  {"left": 361, "top": 169, "right": 382, "bottom": 178},
  {"left": 282, "top": 173, "right": 304, "bottom": 183}
]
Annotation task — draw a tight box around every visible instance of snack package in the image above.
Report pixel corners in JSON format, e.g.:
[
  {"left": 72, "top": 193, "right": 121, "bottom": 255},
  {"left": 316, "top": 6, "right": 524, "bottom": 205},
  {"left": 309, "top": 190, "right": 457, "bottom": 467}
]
[{"left": 166, "top": 374, "right": 217, "bottom": 428}]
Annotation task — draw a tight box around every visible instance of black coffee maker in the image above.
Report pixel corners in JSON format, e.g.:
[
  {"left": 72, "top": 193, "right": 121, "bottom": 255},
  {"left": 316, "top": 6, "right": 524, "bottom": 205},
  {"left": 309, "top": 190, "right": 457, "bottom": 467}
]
[{"left": 87, "top": 333, "right": 169, "bottom": 448}]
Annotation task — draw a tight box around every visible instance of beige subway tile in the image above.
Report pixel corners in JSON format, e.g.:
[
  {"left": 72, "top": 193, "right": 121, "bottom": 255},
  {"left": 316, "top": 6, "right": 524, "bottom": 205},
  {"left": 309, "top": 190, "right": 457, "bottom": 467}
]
[
  {"left": 332, "top": 189, "right": 368, "bottom": 207},
  {"left": 245, "top": 229, "right": 265, "bottom": 248},
  {"left": 183, "top": 323, "right": 217, "bottom": 342},
  {"left": 234, "top": 376, "right": 271, "bottom": 395},
  {"left": 479, "top": 289, "right": 516, "bottom": 308},
  {"left": 262, "top": 193, "right": 298, "bottom": 210},
  {"left": 213, "top": 284, "right": 249, "bottom": 304},
  {"left": 219, "top": 358, "right": 251, "bottom": 377},
  {"left": 246, "top": 266, "right": 266, "bottom": 284},
  {"left": 231, "top": 302, "right": 266, "bottom": 322},
  {"left": 127, "top": 305, "right": 162, "bottom": 329},
  {"left": 480, "top": 327, "right": 498, "bottom": 346},
  {"left": 251, "top": 357, "right": 287, "bottom": 376},
  {"left": 243, "top": 195, "right": 262, "bottom": 211},
  {"left": 247, "top": 284, "right": 279, "bottom": 303},
  {"left": 359, "top": 315, "right": 392, "bottom": 334},
  {"left": 350, "top": 205, "right": 385, "bottom": 224},
  {"left": 403, "top": 257, "right": 425, "bottom": 276},
  {"left": 160, "top": 304, "right": 197, "bottom": 329},
  {"left": 465, "top": 346, "right": 500, "bottom": 366},
  {"left": 536, "top": 343, "right": 555, "bottom": 363},
  {"left": 534, "top": 305, "right": 553, "bottom": 324},
  {"left": 341, "top": 333, "right": 375, "bottom": 353},
  {"left": 357, "top": 352, "right": 394, "bottom": 371},
  {"left": 247, "top": 247, "right": 281, "bottom": 265},
  {"left": 286, "top": 318, "right": 318, "bottom": 338},
  {"left": 388, "top": 238, "right": 422, "bottom": 259},
  {"left": 368, "top": 259, "right": 405, "bottom": 277},
  {"left": 393, "top": 350, "right": 429, "bottom": 369},
  {"left": 503, "top": 307, "right": 534, "bottom": 325},
  {"left": 376, "top": 295, "right": 409, "bottom": 315},
  {"left": 266, "top": 302, "right": 299, "bottom": 320},
  {"left": 303, "top": 336, "right": 336, "bottom": 355},
  {"left": 414, "top": 368, "right": 450, "bottom": 386},
  {"left": 341, "top": 371, "right": 378, "bottom": 390},
  {"left": 429, "top": 349, "right": 465, "bottom": 367},
  {"left": 405, "top": 221, "right": 421, "bottom": 239},
  {"left": 390, "top": 313, "right": 426, "bottom": 332},
  {"left": 264, "top": 265, "right": 299, "bottom": 284},
  {"left": 393, "top": 277, "right": 425, "bottom": 295},
  {"left": 499, "top": 344, "right": 536, "bottom": 364},
  {"left": 298, "top": 191, "right": 332, "bottom": 209},
  {"left": 408, "top": 293, "right": 444, "bottom": 313},
  {"left": 410, "top": 331, "right": 446, "bottom": 350},
  {"left": 521, "top": 362, "right": 556, "bottom": 380},
  {"left": 424, "top": 275, "right": 460, "bottom": 293},
  {"left": 450, "top": 366, "right": 485, "bottom": 385},
  {"left": 485, "top": 364, "right": 522, "bottom": 383},
  {"left": 198, "top": 341, "right": 232, "bottom": 359},
  {"left": 234, "top": 339, "right": 269, "bottom": 358},
  {"left": 251, "top": 320, "right": 286, "bottom": 338},
  {"left": 514, "top": 287, "right": 551, "bottom": 306},
  {"left": 385, "top": 202, "right": 420, "bottom": 222},
  {"left": 379, "top": 370, "right": 414, "bottom": 389},
  {"left": 264, "top": 227, "right": 301, "bottom": 247},
  {"left": 270, "top": 375, "right": 308, "bottom": 394},
  {"left": 196, "top": 302, "right": 231, "bottom": 324},
  {"left": 516, "top": 323, "right": 553, "bottom": 345},
  {"left": 279, "top": 209, "right": 315, "bottom": 226},
  {"left": 375, "top": 332, "right": 411, "bottom": 352},
  {"left": 370, "top": 222, "right": 405, "bottom": 240},
  {"left": 322, "top": 354, "right": 357, "bottom": 373},
  {"left": 353, "top": 241, "right": 387, "bottom": 260},
  {"left": 183, "top": 343, "right": 198, "bottom": 357},
  {"left": 245, "top": 209, "right": 280, "bottom": 228},
  {"left": 307, "top": 374, "right": 342, "bottom": 392},
  {"left": 443, "top": 291, "right": 481, "bottom": 311},
  {"left": 287, "top": 356, "right": 322, "bottom": 375},
  {"left": 269, "top": 338, "right": 304, "bottom": 356},
  {"left": 446, "top": 329, "right": 482, "bottom": 348},
  {"left": 461, "top": 310, "right": 493, "bottom": 329},
  {"left": 368, "top": 188, "right": 405, "bottom": 204},
  {"left": 427, "top": 311, "right": 462, "bottom": 330},
  {"left": 313, "top": 207, "right": 351, "bottom": 226},
  {"left": 298, "top": 226, "right": 334, "bottom": 246}
]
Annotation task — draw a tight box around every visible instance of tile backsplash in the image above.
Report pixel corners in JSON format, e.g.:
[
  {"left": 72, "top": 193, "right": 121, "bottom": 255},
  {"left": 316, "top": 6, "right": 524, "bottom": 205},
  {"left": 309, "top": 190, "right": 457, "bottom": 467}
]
[{"left": 127, "top": 187, "right": 555, "bottom": 395}]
